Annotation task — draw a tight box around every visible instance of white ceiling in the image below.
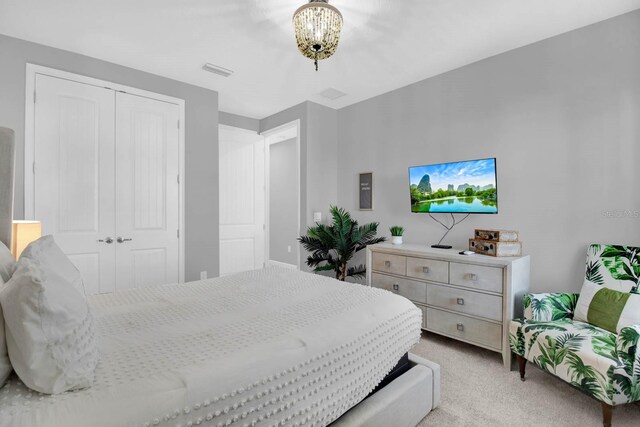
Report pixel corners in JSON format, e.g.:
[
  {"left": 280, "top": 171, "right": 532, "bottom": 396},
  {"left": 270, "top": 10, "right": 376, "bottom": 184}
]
[{"left": 1, "top": 0, "right": 639, "bottom": 119}]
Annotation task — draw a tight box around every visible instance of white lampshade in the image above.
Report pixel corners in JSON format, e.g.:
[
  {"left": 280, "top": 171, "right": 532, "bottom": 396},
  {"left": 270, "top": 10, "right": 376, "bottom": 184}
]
[{"left": 11, "top": 221, "right": 42, "bottom": 259}]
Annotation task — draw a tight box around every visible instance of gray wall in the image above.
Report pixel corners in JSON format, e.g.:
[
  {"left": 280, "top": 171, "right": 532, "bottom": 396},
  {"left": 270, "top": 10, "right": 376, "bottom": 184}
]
[
  {"left": 306, "top": 103, "right": 339, "bottom": 229},
  {"left": 219, "top": 111, "right": 260, "bottom": 132},
  {"left": 336, "top": 11, "right": 640, "bottom": 293},
  {"left": 0, "top": 34, "right": 220, "bottom": 280},
  {"left": 269, "top": 138, "right": 298, "bottom": 265}
]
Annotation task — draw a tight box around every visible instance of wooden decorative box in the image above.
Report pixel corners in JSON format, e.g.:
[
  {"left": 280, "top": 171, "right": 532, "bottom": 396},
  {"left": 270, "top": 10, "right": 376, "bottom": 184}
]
[
  {"left": 469, "top": 239, "right": 522, "bottom": 257},
  {"left": 474, "top": 229, "right": 519, "bottom": 242}
]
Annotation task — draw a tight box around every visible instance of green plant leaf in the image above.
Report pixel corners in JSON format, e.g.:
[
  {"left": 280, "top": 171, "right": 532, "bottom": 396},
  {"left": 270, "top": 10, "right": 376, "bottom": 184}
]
[
  {"left": 603, "top": 257, "right": 636, "bottom": 282},
  {"left": 523, "top": 322, "right": 569, "bottom": 333},
  {"left": 591, "top": 334, "right": 618, "bottom": 362},
  {"left": 299, "top": 206, "right": 386, "bottom": 280},
  {"left": 346, "top": 264, "right": 367, "bottom": 279},
  {"left": 585, "top": 260, "right": 604, "bottom": 285},
  {"left": 313, "top": 264, "right": 337, "bottom": 273},
  {"left": 510, "top": 327, "right": 526, "bottom": 356},
  {"left": 389, "top": 225, "right": 404, "bottom": 236}
]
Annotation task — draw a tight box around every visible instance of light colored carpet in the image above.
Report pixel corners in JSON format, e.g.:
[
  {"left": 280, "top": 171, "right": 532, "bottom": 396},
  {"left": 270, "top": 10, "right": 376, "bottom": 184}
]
[{"left": 411, "top": 332, "right": 640, "bottom": 427}]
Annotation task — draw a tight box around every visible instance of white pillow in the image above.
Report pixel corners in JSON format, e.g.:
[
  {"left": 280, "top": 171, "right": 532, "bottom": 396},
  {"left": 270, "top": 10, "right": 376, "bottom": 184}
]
[
  {"left": 19, "top": 235, "right": 86, "bottom": 296},
  {"left": 0, "top": 240, "right": 15, "bottom": 283},
  {"left": 0, "top": 257, "right": 98, "bottom": 394},
  {"left": 0, "top": 275, "right": 12, "bottom": 388}
]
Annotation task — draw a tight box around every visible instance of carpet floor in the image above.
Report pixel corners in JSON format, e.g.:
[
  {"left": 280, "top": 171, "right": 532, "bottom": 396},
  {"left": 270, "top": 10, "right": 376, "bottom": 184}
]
[{"left": 411, "top": 332, "right": 640, "bottom": 427}]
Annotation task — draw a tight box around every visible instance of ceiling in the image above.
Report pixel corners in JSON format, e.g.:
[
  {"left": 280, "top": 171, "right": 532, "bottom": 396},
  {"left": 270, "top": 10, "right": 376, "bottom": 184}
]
[{"left": 1, "top": 0, "right": 639, "bottom": 119}]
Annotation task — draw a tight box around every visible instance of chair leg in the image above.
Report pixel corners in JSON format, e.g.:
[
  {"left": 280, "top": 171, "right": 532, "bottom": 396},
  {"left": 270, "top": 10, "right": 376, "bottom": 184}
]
[
  {"left": 517, "top": 355, "right": 526, "bottom": 381},
  {"left": 601, "top": 402, "right": 613, "bottom": 427}
]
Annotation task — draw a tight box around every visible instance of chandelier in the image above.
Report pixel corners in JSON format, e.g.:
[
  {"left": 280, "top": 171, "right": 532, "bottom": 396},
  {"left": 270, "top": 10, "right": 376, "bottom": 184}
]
[{"left": 293, "top": 0, "right": 343, "bottom": 71}]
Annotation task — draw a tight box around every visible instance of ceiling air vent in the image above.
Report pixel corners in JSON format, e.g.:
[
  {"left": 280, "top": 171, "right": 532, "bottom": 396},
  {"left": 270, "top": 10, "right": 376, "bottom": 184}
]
[
  {"left": 202, "top": 63, "right": 234, "bottom": 77},
  {"left": 318, "top": 88, "right": 346, "bottom": 100}
]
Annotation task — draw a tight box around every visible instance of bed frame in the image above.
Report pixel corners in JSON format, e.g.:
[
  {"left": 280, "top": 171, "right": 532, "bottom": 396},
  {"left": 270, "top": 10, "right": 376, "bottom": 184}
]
[{"left": 332, "top": 353, "right": 440, "bottom": 426}]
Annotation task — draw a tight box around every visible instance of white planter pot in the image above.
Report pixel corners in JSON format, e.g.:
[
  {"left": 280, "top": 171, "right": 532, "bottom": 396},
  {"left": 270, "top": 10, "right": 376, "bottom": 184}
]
[{"left": 391, "top": 236, "right": 403, "bottom": 245}]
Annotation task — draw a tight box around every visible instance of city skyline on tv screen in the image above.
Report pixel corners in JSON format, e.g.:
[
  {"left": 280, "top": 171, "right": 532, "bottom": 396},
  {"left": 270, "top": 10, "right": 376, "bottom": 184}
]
[{"left": 409, "top": 158, "right": 498, "bottom": 214}]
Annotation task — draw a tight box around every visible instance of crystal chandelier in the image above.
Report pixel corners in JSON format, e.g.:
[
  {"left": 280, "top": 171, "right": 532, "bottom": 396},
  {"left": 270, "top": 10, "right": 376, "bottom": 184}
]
[{"left": 293, "top": 0, "right": 343, "bottom": 71}]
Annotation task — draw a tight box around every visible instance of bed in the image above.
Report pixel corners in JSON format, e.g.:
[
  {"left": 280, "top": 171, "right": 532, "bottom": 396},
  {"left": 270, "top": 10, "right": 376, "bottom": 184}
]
[
  {"left": 0, "top": 267, "right": 435, "bottom": 427},
  {"left": 0, "top": 129, "right": 438, "bottom": 426}
]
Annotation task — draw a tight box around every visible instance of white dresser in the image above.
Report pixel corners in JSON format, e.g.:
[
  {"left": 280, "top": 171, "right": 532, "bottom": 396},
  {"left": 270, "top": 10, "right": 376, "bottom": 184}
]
[{"left": 366, "top": 243, "right": 530, "bottom": 369}]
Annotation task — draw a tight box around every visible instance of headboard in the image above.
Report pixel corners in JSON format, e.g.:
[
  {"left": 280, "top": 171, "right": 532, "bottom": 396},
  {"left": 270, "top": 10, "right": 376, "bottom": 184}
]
[{"left": 0, "top": 127, "right": 15, "bottom": 248}]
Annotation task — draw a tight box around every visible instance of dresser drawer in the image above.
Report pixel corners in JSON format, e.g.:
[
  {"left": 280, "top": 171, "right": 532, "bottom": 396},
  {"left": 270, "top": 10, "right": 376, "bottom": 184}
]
[
  {"left": 406, "top": 257, "right": 449, "bottom": 283},
  {"left": 426, "top": 308, "right": 502, "bottom": 350},
  {"left": 372, "top": 252, "right": 406, "bottom": 276},
  {"left": 449, "top": 262, "right": 503, "bottom": 294},
  {"left": 427, "top": 284, "right": 503, "bottom": 321},
  {"left": 372, "top": 273, "right": 427, "bottom": 304}
]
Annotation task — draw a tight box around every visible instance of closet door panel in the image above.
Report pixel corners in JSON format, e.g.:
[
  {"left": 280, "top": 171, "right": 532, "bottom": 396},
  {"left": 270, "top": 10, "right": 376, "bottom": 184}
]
[
  {"left": 115, "top": 92, "right": 180, "bottom": 289},
  {"left": 33, "top": 74, "right": 116, "bottom": 295}
]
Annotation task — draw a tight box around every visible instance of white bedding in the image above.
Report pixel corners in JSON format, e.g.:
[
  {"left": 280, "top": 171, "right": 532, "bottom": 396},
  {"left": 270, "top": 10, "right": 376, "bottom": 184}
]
[{"left": 0, "top": 267, "right": 421, "bottom": 427}]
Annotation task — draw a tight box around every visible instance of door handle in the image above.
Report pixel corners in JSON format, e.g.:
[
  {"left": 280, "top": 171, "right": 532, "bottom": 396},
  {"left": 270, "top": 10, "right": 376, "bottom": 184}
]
[
  {"left": 422, "top": 266, "right": 430, "bottom": 274},
  {"left": 385, "top": 261, "right": 391, "bottom": 268},
  {"left": 456, "top": 298, "right": 465, "bottom": 305},
  {"left": 116, "top": 237, "right": 133, "bottom": 243},
  {"left": 457, "top": 323, "right": 464, "bottom": 332},
  {"left": 98, "top": 237, "right": 113, "bottom": 244},
  {"left": 392, "top": 283, "right": 399, "bottom": 291}
]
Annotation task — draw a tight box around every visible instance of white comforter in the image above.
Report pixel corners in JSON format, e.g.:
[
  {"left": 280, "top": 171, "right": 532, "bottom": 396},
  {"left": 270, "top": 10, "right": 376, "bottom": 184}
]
[{"left": 0, "top": 267, "right": 421, "bottom": 427}]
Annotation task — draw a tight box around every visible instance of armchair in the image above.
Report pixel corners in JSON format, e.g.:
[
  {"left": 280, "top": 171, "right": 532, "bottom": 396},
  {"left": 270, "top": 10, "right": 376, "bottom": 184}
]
[{"left": 509, "top": 245, "right": 640, "bottom": 427}]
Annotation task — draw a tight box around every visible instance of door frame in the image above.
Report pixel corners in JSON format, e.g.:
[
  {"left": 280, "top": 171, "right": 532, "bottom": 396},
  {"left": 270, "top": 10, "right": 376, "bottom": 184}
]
[
  {"left": 24, "top": 64, "right": 186, "bottom": 284},
  {"left": 261, "top": 120, "right": 301, "bottom": 270}
]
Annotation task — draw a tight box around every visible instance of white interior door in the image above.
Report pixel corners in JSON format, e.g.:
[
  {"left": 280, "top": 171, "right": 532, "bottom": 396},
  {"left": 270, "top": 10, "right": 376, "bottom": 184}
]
[
  {"left": 34, "top": 74, "right": 116, "bottom": 295},
  {"left": 114, "top": 92, "right": 180, "bottom": 289},
  {"left": 219, "top": 125, "right": 265, "bottom": 276}
]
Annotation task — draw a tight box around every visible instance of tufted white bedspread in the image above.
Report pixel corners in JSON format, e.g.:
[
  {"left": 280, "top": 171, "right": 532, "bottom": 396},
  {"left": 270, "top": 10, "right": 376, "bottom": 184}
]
[{"left": 0, "top": 267, "right": 421, "bottom": 427}]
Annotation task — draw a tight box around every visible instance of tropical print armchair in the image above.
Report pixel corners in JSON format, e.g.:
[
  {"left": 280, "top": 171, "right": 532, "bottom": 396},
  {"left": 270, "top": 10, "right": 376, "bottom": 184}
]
[{"left": 509, "top": 244, "right": 640, "bottom": 427}]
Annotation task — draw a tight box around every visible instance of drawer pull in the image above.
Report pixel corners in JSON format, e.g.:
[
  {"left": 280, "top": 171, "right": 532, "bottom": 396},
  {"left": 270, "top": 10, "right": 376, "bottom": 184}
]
[
  {"left": 456, "top": 298, "right": 465, "bottom": 305},
  {"left": 422, "top": 266, "right": 430, "bottom": 274},
  {"left": 467, "top": 273, "right": 478, "bottom": 281},
  {"left": 457, "top": 323, "right": 465, "bottom": 332},
  {"left": 385, "top": 261, "right": 391, "bottom": 268},
  {"left": 393, "top": 283, "right": 399, "bottom": 291}
]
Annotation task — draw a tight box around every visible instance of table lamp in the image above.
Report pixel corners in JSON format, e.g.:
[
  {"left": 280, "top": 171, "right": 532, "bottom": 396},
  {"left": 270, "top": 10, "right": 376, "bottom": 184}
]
[{"left": 11, "top": 220, "right": 42, "bottom": 259}]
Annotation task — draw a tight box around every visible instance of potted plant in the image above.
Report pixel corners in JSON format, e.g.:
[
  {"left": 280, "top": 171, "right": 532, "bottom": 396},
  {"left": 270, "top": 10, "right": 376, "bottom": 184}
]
[
  {"left": 390, "top": 226, "right": 404, "bottom": 245},
  {"left": 298, "top": 206, "right": 386, "bottom": 281}
]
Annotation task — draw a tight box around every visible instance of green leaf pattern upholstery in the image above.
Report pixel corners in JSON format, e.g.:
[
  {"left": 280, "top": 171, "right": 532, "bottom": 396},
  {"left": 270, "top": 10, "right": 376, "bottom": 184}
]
[
  {"left": 585, "top": 244, "right": 640, "bottom": 293},
  {"left": 510, "top": 244, "right": 640, "bottom": 406},
  {"left": 523, "top": 293, "right": 579, "bottom": 321}
]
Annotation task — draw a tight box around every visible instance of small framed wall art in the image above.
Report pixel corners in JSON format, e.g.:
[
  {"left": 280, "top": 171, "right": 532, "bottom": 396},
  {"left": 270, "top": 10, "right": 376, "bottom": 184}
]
[{"left": 359, "top": 172, "right": 374, "bottom": 210}]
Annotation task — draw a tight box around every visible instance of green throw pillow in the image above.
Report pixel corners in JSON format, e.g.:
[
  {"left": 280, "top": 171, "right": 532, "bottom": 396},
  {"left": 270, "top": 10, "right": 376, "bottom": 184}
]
[{"left": 574, "top": 280, "right": 640, "bottom": 333}]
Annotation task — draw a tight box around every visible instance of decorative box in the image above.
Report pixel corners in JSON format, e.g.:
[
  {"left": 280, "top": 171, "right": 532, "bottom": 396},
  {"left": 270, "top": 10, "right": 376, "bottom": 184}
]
[
  {"left": 474, "top": 229, "right": 519, "bottom": 242},
  {"left": 469, "top": 239, "right": 522, "bottom": 257}
]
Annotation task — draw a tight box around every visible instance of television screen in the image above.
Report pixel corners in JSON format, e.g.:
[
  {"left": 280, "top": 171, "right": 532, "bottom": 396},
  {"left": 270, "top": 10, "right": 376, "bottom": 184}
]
[{"left": 409, "top": 158, "right": 498, "bottom": 214}]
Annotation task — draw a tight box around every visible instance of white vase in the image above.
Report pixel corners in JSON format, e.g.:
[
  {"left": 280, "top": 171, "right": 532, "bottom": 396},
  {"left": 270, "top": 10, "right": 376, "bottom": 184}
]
[{"left": 391, "top": 236, "right": 403, "bottom": 245}]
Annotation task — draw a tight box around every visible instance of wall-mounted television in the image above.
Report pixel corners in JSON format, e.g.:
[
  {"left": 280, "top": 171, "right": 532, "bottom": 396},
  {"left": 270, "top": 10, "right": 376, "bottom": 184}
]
[{"left": 409, "top": 158, "right": 498, "bottom": 214}]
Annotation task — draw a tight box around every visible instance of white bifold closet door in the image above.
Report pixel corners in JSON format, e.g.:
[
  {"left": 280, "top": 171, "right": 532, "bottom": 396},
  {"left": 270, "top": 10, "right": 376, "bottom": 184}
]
[
  {"left": 34, "top": 75, "right": 116, "bottom": 294},
  {"left": 33, "top": 74, "right": 180, "bottom": 294},
  {"left": 114, "top": 93, "right": 180, "bottom": 290}
]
